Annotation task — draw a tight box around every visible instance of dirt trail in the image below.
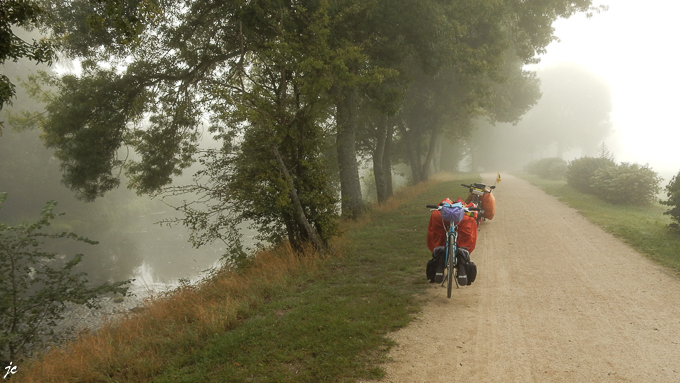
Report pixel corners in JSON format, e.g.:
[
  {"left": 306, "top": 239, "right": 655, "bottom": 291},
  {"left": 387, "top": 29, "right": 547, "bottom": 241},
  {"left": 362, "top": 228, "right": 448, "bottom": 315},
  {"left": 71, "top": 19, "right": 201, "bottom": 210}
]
[{"left": 379, "top": 174, "right": 680, "bottom": 382}]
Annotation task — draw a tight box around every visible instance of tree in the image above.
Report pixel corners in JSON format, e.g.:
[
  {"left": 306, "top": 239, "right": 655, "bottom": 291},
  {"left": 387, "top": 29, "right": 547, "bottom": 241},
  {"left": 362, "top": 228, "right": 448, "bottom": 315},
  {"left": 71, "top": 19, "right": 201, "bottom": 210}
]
[
  {"left": 0, "top": 0, "right": 54, "bottom": 116},
  {"left": 391, "top": 0, "right": 600, "bottom": 183},
  {"left": 661, "top": 170, "right": 680, "bottom": 231},
  {"left": 28, "top": 0, "right": 602, "bottom": 254},
  {"left": 515, "top": 63, "right": 613, "bottom": 158},
  {"left": 0, "top": 193, "right": 130, "bottom": 363}
]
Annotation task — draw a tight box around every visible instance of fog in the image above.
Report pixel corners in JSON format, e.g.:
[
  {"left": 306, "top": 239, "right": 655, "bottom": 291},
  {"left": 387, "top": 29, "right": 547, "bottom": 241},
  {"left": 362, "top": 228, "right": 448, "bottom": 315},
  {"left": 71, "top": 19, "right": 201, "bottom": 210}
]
[
  {"left": 3, "top": 0, "right": 680, "bottom": 297},
  {"left": 525, "top": 0, "right": 680, "bottom": 180},
  {"left": 0, "top": 122, "right": 249, "bottom": 294}
]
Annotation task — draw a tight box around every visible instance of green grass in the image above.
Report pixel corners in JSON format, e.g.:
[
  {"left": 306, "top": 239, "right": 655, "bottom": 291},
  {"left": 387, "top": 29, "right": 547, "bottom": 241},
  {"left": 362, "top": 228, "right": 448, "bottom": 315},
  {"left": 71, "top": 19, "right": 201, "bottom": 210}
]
[
  {"left": 147, "top": 175, "right": 480, "bottom": 382},
  {"left": 517, "top": 173, "right": 680, "bottom": 274}
]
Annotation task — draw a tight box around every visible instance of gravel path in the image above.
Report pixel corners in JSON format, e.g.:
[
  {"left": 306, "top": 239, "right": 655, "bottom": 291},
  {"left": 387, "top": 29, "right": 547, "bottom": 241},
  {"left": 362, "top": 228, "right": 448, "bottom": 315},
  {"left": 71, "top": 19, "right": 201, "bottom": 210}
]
[{"left": 379, "top": 174, "right": 680, "bottom": 382}]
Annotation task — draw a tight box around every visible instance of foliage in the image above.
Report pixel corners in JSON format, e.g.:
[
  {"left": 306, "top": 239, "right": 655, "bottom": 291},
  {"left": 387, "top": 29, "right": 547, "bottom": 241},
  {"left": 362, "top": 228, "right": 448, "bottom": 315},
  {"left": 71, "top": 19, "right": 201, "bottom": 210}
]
[
  {"left": 566, "top": 156, "right": 616, "bottom": 194},
  {"left": 22, "top": 0, "right": 602, "bottom": 254},
  {"left": 590, "top": 162, "right": 662, "bottom": 205},
  {"left": 661, "top": 170, "right": 680, "bottom": 231},
  {"left": 0, "top": 193, "right": 131, "bottom": 363},
  {"left": 510, "top": 63, "right": 613, "bottom": 159},
  {"left": 525, "top": 157, "right": 568, "bottom": 179},
  {"left": 156, "top": 2, "right": 340, "bottom": 254},
  {"left": 0, "top": 0, "right": 54, "bottom": 113},
  {"left": 567, "top": 156, "right": 662, "bottom": 205}
]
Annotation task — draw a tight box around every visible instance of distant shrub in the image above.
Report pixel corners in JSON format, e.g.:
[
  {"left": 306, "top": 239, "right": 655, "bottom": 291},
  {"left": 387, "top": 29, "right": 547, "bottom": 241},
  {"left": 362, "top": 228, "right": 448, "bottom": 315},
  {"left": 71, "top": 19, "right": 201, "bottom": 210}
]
[
  {"left": 525, "top": 157, "right": 568, "bottom": 179},
  {"left": 590, "top": 162, "right": 662, "bottom": 205},
  {"left": 661, "top": 170, "right": 680, "bottom": 231},
  {"left": 566, "top": 156, "right": 616, "bottom": 193}
]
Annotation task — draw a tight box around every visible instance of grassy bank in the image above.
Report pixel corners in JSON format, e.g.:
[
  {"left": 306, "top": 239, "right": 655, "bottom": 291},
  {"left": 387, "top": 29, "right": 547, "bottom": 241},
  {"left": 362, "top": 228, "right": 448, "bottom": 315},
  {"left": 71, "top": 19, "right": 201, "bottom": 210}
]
[
  {"left": 517, "top": 173, "right": 680, "bottom": 274},
  {"left": 15, "top": 174, "right": 479, "bottom": 382}
]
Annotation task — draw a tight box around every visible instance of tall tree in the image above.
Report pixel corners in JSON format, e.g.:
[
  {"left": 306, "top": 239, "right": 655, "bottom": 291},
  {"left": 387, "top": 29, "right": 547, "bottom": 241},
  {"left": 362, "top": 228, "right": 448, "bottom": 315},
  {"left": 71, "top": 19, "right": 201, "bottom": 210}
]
[
  {"left": 25, "top": 0, "right": 602, "bottom": 254},
  {"left": 35, "top": 0, "right": 347, "bottom": 255},
  {"left": 515, "top": 63, "right": 613, "bottom": 158},
  {"left": 393, "top": 0, "right": 601, "bottom": 182}
]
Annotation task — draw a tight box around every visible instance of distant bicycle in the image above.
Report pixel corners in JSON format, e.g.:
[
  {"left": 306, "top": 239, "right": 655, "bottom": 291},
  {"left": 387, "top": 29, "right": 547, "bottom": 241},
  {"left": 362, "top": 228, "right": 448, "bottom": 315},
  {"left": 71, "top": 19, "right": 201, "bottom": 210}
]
[
  {"left": 426, "top": 202, "right": 480, "bottom": 298},
  {"left": 461, "top": 183, "right": 495, "bottom": 230}
]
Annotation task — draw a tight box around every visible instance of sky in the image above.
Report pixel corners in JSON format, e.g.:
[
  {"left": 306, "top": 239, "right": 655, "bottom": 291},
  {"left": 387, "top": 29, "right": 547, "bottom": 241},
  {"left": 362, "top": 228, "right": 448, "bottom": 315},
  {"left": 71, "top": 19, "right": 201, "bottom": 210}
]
[{"left": 527, "top": 0, "right": 680, "bottom": 177}]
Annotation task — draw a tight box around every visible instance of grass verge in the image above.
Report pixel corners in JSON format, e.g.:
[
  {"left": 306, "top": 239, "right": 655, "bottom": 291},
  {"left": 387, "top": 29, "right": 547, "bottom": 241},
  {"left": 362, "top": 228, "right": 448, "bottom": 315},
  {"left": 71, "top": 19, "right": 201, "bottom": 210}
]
[
  {"left": 517, "top": 173, "right": 680, "bottom": 274},
  {"left": 14, "top": 173, "right": 479, "bottom": 383}
]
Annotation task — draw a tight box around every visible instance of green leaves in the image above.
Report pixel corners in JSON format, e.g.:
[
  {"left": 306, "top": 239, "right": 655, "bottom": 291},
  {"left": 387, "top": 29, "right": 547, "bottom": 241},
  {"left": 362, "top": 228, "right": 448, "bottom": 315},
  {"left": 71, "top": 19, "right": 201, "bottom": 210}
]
[
  {"left": 661, "top": 171, "right": 680, "bottom": 231},
  {"left": 0, "top": 195, "right": 131, "bottom": 363},
  {"left": 0, "top": 0, "right": 55, "bottom": 110}
]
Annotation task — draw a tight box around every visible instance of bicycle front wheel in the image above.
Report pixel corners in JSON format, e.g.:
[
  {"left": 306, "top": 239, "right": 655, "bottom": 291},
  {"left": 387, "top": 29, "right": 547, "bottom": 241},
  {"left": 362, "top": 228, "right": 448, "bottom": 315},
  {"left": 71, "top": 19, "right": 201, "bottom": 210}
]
[
  {"left": 447, "top": 258, "right": 453, "bottom": 298},
  {"left": 447, "top": 238, "right": 456, "bottom": 298}
]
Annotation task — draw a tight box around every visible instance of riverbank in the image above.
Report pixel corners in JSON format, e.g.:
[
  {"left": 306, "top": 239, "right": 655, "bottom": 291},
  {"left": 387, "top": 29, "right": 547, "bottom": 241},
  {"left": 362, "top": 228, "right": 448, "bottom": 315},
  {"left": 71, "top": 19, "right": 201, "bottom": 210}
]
[{"left": 15, "top": 173, "right": 481, "bottom": 382}]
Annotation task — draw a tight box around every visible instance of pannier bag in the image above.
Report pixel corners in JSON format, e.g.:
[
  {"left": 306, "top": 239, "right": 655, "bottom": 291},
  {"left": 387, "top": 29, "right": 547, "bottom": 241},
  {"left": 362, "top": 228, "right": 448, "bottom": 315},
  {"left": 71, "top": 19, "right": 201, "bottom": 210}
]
[
  {"left": 456, "top": 261, "right": 468, "bottom": 286},
  {"left": 456, "top": 215, "right": 477, "bottom": 253},
  {"left": 426, "top": 246, "right": 446, "bottom": 283},
  {"left": 440, "top": 203, "right": 464, "bottom": 223},
  {"left": 466, "top": 261, "right": 477, "bottom": 285},
  {"left": 456, "top": 247, "right": 477, "bottom": 286},
  {"left": 481, "top": 191, "right": 496, "bottom": 220}
]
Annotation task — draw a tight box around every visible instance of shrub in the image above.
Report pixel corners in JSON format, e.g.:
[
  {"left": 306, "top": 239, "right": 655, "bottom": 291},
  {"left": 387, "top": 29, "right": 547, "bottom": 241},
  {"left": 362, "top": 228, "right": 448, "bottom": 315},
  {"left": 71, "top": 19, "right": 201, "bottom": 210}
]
[
  {"left": 0, "top": 194, "right": 131, "bottom": 363},
  {"left": 525, "top": 157, "right": 568, "bottom": 179},
  {"left": 661, "top": 170, "right": 680, "bottom": 231},
  {"left": 590, "top": 162, "right": 662, "bottom": 205},
  {"left": 566, "top": 156, "right": 616, "bottom": 193}
]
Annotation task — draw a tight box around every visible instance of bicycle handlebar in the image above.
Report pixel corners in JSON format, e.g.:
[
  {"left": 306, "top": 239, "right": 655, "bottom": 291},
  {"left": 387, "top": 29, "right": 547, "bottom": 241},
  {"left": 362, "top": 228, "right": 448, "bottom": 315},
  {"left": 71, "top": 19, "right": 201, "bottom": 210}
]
[
  {"left": 426, "top": 205, "right": 480, "bottom": 212},
  {"left": 461, "top": 183, "right": 495, "bottom": 192}
]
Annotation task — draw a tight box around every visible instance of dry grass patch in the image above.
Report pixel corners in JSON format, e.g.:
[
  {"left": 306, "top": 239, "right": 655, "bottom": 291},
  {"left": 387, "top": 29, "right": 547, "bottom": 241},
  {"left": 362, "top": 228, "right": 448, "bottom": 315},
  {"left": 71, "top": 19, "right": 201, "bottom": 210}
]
[{"left": 13, "top": 243, "right": 321, "bottom": 383}]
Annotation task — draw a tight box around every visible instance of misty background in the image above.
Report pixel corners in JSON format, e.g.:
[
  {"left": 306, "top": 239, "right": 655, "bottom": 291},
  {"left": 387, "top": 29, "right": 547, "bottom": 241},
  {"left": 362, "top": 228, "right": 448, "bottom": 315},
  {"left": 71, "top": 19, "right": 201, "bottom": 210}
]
[{"left": 2, "top": 1, "right": 679, "bottom": 292}]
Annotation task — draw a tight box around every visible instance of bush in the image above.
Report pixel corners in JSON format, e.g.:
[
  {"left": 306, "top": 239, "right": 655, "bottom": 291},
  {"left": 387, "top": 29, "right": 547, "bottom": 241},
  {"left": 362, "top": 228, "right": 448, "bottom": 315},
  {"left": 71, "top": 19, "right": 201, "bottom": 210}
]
[
  {"left": 0, "top": 194, "right": 131, "bottom": 363},
  {"left": 589, "top": 162, "right": 662, "bottom": 205},
  {"left": 525, "top": 157, "right": 568, "bottom": 179},
  {"left": 661, "top": 170, "right": 680, "bottom": 231},
  {"left": 566, "top": 156, "right": 616, "bottom": 193}
]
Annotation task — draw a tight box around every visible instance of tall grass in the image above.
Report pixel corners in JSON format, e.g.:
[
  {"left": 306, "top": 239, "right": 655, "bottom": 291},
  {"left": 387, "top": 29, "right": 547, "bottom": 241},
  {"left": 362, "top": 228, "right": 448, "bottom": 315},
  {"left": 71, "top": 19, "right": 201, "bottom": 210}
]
[
  {"left": 13, "top": 173, "right": 478, "bottom": 382},
  {"left": 15, "top": 244, "right": 322, "bottom": 382}
]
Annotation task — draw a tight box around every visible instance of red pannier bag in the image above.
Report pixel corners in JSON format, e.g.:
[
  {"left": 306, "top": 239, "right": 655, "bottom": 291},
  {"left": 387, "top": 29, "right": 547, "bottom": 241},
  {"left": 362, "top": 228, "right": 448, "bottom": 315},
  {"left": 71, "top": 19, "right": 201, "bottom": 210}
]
[
  {"left": 481, "top": 191, "right": 495, "bottom": 220},
  {"left": 456, "top": 215, "right": 477, "bottom": 253},
  {"left": 427, "top": 209, "right": 447, "bottom": 252},
  {"left": 426, "top": 208, "right": 477, "bottom": 254}
]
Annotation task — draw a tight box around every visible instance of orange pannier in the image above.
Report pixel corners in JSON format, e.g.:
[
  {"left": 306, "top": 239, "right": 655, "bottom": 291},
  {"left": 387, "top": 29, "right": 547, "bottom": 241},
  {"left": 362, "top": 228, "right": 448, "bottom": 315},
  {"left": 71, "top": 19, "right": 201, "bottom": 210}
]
[
  {"left": 426, "top": 209, "right": 477, "bottom": 254},
  {"left": 427, "top": 210, "right": 447, "bottom": 252},
  {"left": 481, "top": 191, "right": 495, "bottom": 220}
]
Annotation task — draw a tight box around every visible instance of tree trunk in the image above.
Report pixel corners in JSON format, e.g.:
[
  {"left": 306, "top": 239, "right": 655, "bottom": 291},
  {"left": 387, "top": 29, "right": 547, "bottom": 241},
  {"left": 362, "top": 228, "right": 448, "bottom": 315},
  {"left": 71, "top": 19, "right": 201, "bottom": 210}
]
[
  {"left": 372, "top": 114, "right": 388, "bottom": 204},
  {"left": 272, "top": 147, "right": 323, "bottom": 252},
  {"left": 398, "top": 119, "right": 421, "bottom": 185},
  {"left": 420, "top": 127, "right": 438, "bottom": 182},
  {"left": 335, "top": 86, "right": 363, "bottom": 218},
  {"left": 383, "top": 121, "right": 394, "bottom": 198},
  {"left": 433, "top": 138, "right": 442, "bottom": 174}
]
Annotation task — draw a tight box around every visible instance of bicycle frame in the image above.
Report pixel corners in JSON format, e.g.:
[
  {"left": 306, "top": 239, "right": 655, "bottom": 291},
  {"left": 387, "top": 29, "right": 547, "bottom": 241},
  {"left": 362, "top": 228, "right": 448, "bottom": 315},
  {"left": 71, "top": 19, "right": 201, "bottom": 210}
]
[
  {"left": 444, "top": 221, "right": 459, "bottom": 294},
  {"left": 462, "top": 183, "right": 495, "bottom": 230}
]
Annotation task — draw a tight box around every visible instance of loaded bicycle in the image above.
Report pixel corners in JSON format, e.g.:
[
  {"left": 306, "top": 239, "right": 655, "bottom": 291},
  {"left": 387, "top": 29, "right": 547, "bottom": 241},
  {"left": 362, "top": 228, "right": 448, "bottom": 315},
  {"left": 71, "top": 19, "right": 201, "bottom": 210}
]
[
  {"left": 461, "top": 183, "right": 495, "bottom": 230},
  {"left": 426, "top": 202, "right": 480, "bottom": 298}
]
